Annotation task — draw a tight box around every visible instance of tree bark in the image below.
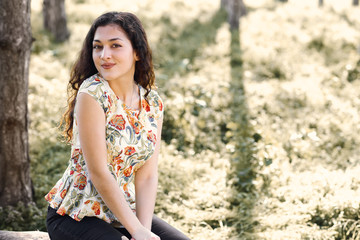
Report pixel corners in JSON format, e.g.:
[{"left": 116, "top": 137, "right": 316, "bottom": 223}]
[
  {"left": 0, "top": 0, "right": 33, "bottom": 206},
  {"left": 43, "top": 0, "right": 70, "bottom": 42},
  {"left": 353, "top": 0, "right": 359, "bottom": 6},
  {"left": 221, "top": 0, "right": 247, "bottom": 31}
]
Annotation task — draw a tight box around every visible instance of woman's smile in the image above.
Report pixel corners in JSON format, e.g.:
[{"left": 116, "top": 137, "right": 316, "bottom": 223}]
[{"left": 101, "top": 63, "right": 116, "bottom": 69}]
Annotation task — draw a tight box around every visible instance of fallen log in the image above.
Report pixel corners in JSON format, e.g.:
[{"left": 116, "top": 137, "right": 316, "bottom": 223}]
[{"left": 0, "top": 230, "right": 49, "bottom": 240}]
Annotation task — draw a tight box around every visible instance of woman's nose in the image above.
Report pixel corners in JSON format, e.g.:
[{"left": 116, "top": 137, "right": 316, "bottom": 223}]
[{"left": 100, "top": 47, "right": 111, "bottom": 59}]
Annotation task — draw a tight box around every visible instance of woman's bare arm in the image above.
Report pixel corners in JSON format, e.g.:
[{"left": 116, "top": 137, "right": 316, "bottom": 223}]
[
  {"left": 76, "top": 93, "right": 145, "bottom": 236},
  {"left": 135, "top": 117, "right": 163, "bottom": 230}
]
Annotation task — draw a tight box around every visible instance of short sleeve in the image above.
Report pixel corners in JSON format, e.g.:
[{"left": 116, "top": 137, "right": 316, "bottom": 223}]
[{"left": 77, "top": 75, "right": 108, "bottom": 113}]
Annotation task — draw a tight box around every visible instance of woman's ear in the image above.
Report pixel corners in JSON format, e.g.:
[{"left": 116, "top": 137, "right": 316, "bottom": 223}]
[{"left": 134, "top": 51, "right": 140, "bottom": 61}]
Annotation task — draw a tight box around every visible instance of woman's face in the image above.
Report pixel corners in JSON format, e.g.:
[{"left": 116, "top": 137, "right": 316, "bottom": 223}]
[{"left": 92, "top": 24, "right": 138, "bottom": 83}]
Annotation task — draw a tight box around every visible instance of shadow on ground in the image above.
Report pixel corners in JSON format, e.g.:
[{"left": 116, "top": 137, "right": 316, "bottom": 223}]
[{"left": 154, "top": 7, "right": 261, "bottom": 239}]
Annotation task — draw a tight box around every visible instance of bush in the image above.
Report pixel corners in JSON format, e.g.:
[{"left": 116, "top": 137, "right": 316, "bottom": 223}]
[{"left": 0, "top": 202, "right": 46, "bottom": 231}]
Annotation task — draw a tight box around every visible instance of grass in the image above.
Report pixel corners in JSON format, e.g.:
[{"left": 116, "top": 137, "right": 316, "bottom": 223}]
[
  {"left": 1, "top": 0, "right": 360, "bottom": 239},
  {"left": 240, "top": 1, "right": 360, "bottom": 239}
]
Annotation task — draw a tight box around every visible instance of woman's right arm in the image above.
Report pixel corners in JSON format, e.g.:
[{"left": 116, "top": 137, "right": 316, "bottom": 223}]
[{"left": 76, "top": 93, "right": 158, "bottom": 240}]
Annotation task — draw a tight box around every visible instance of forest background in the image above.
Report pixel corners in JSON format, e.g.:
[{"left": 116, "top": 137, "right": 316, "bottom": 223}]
[{"left": 1, "top": 0, "right": 360, "bottom": 239}]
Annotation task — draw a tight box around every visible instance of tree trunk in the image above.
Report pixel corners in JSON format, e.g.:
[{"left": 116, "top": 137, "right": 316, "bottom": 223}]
[
  {"left": 221, "top": 0, "right": 247, "bottom": 31},
  {"left": 43, "top": 0, "right": 70, "bottom": 42},
  {"left": 353, "top": 0, "right": 359, "bottom": 6},
  {"left": 319, "top": 0, "right": 324, "bottom": 7},
  {"left": 0, "top": 0, "right": 33, "bottom": 206}
]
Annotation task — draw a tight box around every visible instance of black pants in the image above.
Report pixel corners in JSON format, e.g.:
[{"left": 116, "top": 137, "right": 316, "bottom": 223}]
[{"left": 46, "top": 206, "right": 190, "bottom": 240}]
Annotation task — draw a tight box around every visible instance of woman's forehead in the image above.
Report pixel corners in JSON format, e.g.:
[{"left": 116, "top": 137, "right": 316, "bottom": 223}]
[{"left": 94, "top": 24, "right": 129, "bottom": 41}]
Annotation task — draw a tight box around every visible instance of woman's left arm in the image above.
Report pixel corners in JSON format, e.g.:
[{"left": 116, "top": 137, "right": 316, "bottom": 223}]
[{"left": 135, "top": 117, "right": 163, "bottom": 230}]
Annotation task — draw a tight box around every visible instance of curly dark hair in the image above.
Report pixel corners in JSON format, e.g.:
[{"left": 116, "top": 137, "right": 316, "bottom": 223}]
[{"left": 61, "top": 12, "right": 155, "bottom": 142}]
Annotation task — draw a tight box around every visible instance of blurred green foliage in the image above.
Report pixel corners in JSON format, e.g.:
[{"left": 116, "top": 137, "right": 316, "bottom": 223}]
[{"left": 0, "top": 202, "right": 45, "bottom": 231}]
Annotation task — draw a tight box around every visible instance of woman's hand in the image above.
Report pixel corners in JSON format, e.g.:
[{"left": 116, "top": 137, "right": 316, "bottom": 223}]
[{"left": 131, "top": 226, "right": 160, "bottom": 240}]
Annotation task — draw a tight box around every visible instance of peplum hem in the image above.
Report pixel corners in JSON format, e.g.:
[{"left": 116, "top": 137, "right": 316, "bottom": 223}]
[{"left": 45, "top": 168, "right": 118, "bottom": 223}]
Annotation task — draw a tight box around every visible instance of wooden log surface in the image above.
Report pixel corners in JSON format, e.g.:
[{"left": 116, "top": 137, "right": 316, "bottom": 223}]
[{"left": 0, "top": 231, "right": 49, "bottom": 240}]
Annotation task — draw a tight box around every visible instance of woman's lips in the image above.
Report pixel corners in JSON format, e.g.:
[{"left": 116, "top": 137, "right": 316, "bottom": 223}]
[{"left": 101, "top": 63, "right": 115, "bottom": 69}]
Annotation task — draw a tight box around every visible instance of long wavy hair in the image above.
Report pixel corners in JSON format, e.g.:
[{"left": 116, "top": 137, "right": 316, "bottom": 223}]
[{"left": 61, "top": 12, "right": 155, "bottom": 142}]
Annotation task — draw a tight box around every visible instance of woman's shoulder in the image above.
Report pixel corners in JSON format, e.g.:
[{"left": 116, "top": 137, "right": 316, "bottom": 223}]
[
  {"left": 141, "top": 87, "right": 164, "bottom": 119},
  {"left": 146, "top": 88, "right": 162, "bottom": 102},
  {"left": 78, "top": 73, "right": 108, "bottom": 111},
  {"left": 79, "top": 73, "right": 105, "bottom": 92}
]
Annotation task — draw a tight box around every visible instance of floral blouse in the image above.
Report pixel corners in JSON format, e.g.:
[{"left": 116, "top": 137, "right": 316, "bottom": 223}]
[{"left": 45, "top": 73, "right": 163, "bottom": 223}]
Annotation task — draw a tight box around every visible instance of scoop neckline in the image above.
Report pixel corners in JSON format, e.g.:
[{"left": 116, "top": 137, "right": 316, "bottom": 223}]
[{"left": 97, "top": 74, "right": 143, "bottom": 112}]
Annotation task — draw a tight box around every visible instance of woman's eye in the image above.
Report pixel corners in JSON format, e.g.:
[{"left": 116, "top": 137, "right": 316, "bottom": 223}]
[
  {"left": 112, "top": 44, "right": 121, "bottom": 48},
  {"left": 93, "top": 45, "right": 102, "bottom": 49}
]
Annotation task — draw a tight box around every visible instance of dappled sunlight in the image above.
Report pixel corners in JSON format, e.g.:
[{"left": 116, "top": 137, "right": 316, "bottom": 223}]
[
  {"left": 20, "top": 0, "right": 360, "bottom": 239},
  {"left": 156, "top": 146, "right": 233, "bottom": 239},
  {"left": 242, "top": 1, "right": 360, "bottom": 239}
]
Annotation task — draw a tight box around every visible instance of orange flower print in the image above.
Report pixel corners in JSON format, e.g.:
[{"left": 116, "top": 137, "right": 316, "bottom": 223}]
[
  {"left": 123, "top": 183, "right": 128, "bottom": 192},
  {"left": 74, "top": 173, "right": 87, "bottom": 190},
  {"left": 91, "top": 201, "right": 101, "bottom": 215},
  {"left": 123, "top": 166, "right": 133, "bottom": 177},
  {"left": 84, "top": 200, "right": 91, "bottom": 205},
  {"left": 123, "top": 183, "right": 130, "bottom": 197},
  {"left": 107, "top": 95, "right": 112, "bottom": 107},
  {"left": 113, "top": 153, "right": 124, "bottom": 165},
  {"left": 142, "top": 99, "right": 151, "bottom": 112},
  {"left": 128, "top": 116, "right": 143, "bottom": 134},
  {"left": 60, "top": 189, "right": 67, "bottom": 199},
  {"left": 117, "top": 165, "right": 122, "bottom": 175},
  {"left": 109, "top": 115, "right": 126, "bottom": 131},
  {"left": 158, "top": 99, "right": 163, "bottom": 112},
  {"left": 45, "top": 187, "right": 58, "bottom": 201},
  {"left": 57, "top": 207, "right": 66, "bottom": 216},
  {"left": 76, "top": 163, "right": 82, "bottom": 172},
  {"left": 112, "top": 152, "right": 124, "bottom": 175},
  {"left": 124, "top": 146, "right": 135, "bottom": 156},
  {"left": 147, "top": 130, "right": 157, "bottom": 144}
]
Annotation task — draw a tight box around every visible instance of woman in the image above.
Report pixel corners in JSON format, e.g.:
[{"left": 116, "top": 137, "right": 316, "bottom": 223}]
[{"left": 45, "top": 12, "right": 190, "bottom": 240}]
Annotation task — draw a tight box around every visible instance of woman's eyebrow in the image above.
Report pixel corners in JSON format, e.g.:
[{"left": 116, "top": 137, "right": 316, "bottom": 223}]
[
  {"left": 109, "top": 37, "right": 124, "bottom": 42},
  {"left": 93, "top": 38, "right": 124, "bottom": 43}
]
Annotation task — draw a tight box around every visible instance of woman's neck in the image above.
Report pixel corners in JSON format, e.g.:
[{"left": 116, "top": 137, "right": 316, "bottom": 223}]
[{"left": 108, "top": 79, "right": 139, "bottom": 108}]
